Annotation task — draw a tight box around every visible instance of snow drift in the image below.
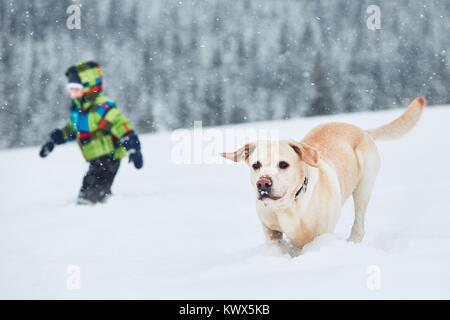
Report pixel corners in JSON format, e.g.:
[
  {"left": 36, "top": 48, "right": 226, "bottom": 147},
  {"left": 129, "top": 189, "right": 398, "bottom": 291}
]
[{"left": 1, "top": 106, "right": 449, "bottom": 299}]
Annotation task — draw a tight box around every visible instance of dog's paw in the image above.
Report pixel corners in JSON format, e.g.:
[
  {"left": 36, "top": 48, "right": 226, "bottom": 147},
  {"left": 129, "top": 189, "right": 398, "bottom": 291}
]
[
  {"left": 262, "top": 240, "right": 289, "bottom": 257},
  {"left": 347, "top": 232, "right": 364, "bottom": 243}
]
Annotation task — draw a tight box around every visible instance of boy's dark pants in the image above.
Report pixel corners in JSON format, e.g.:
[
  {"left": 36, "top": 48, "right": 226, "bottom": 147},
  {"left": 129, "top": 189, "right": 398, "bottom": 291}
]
[{"left": 78, "top": 155, "right": 121, "bottom": 204}]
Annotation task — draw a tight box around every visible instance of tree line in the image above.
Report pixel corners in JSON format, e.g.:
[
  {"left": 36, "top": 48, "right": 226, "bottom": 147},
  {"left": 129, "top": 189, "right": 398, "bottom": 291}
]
[{"left": 1, "top": 0, "right": 449, "bottom": 148}]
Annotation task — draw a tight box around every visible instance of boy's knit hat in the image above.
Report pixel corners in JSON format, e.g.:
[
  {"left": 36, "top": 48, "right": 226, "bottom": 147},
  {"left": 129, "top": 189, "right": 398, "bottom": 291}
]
[{"left": 65, "top": 60, "right": 103, "bottom": 94}]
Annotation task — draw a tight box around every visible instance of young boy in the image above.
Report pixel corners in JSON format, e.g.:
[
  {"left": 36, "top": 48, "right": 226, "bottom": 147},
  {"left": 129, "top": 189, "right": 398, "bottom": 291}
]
[{"left": 39, "top": 60, "right": 143, "bottom": 204}]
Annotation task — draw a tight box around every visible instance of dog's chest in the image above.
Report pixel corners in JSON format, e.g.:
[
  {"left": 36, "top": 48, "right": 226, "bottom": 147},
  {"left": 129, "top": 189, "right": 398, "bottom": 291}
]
[
  {"left": 258, "top": 204, "right": 316, "bottom": 246},
  {"left": 258, "top": 206, "right": 300, "bottom": 236},
  {"left": 258, "top": 207, "right": 282, "bottom": 231},
  {"left": 276, "top": 211, "right": 300, "bottom": 237}
]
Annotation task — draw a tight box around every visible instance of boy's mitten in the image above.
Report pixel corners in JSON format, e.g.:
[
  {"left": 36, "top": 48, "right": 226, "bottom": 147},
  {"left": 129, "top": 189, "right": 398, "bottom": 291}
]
[
  {"left": 39, "top": 141, "right": 55, "bottom": 158},
  {"left": 39, "top": 128, "right": 66, "bottom": 158},
  {"left": 120, "top": 132, "right": 143, "bottom": 169},
  {"left": 49, "top": 129, "right": 66, "bottom": 145}
]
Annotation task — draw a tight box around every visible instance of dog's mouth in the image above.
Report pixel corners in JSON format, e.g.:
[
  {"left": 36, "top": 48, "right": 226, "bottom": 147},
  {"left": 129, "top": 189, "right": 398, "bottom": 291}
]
[{"left": 257, "top": 190, "right": 284, "bottom": 201}]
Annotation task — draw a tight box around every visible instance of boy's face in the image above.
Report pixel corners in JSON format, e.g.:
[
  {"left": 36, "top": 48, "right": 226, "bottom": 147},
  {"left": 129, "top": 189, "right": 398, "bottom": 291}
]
[{"left": 68, "top": 88, "right": 84, "bottom": 99}]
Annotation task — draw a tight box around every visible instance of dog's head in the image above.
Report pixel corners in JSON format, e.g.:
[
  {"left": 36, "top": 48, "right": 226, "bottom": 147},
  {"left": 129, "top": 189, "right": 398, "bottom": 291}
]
[{"left": 221, "top": 140, "right": 320, "bottom": 208}]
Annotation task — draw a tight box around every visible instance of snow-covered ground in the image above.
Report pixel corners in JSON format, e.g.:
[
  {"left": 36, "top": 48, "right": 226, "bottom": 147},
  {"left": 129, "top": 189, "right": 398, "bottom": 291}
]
[{"left": 1, "top": 106, "right": 450, "bottom": 299}]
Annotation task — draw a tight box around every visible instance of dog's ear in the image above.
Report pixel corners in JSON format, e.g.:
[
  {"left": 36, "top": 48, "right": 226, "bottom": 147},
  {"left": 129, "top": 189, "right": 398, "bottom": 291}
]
[
  {"left": 289, "top": 141, "right": 320, "bottom": 167},
  {"left": 220, "top": 143, "right": 256, "bottom": 162}
]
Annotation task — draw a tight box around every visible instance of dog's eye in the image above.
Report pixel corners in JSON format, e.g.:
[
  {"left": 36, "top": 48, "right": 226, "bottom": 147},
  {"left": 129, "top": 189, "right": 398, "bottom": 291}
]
[
  {"left": 252, "top": 161, "right": 261, "bottom": 170},
  {"left": 279, "top": 161, "right": 289, "bottom": 169}
]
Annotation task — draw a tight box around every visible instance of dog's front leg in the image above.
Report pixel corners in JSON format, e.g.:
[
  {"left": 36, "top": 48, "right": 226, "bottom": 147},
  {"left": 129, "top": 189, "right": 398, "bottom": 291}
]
[
  {"left": 261, "top": 224, "right": 298, "bottom": 256},
  {"left": 261, "top": 223, "right": 283, "bottom": 241}
]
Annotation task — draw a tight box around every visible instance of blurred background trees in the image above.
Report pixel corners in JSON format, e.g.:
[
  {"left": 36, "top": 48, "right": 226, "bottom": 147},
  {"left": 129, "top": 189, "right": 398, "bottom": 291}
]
[{"left": 1, "top": 0, "right": 450, "bottom": 148}]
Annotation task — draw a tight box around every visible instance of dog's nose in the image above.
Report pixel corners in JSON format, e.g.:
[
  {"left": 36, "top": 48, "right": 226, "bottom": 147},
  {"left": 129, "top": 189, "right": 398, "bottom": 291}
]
[{"left": 257, "top": 176, "right": 272, "bottom": 192}]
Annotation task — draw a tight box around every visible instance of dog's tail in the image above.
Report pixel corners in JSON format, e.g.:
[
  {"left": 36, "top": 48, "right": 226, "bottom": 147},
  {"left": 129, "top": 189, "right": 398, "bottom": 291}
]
[{"left": 366, "top": 96, "right": 426, "bottom": 141}]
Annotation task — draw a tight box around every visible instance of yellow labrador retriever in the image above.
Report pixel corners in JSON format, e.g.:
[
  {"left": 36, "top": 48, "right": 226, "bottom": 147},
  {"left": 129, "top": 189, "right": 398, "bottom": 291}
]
[{"left": 221, "top": 97, "right": 426, "bottom": 247}]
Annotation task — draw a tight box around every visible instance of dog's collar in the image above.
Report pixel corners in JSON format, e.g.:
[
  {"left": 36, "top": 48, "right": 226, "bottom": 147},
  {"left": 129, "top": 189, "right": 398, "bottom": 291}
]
[{"left": 294, "top": 167, "right": 309, "bottom": 201}]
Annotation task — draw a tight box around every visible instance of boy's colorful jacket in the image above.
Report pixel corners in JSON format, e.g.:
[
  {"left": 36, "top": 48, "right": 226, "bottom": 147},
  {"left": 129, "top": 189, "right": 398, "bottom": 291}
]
[{"left": 60, "top": 61, "right": 133, "bottom": 161}]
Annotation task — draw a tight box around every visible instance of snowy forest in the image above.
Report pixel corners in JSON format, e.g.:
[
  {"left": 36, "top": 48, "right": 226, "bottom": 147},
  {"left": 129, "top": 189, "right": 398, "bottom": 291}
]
[{"left": 1, "top": 0, "right": 450, "bottom": 149}]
